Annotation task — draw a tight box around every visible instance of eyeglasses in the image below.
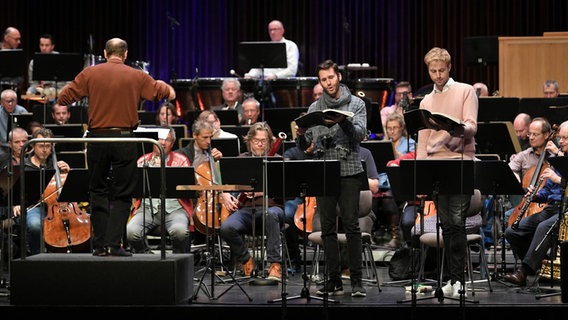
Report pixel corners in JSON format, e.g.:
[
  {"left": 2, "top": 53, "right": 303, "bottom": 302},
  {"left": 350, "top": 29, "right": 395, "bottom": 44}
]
[
  {"left": 251, "top": 138, "right": 267, "bottom": 145},
  {"left": 386, "top": 126, "right": 401, "bottom": 131},
  {"left": 559, "top": 136, "right": 568, "bottom": 140},
  {"left": 527, "top": 132, "right": 543, "bottom": 138},
  {"left": 3, "top": 99, "right": 15, "bottom": 104}
]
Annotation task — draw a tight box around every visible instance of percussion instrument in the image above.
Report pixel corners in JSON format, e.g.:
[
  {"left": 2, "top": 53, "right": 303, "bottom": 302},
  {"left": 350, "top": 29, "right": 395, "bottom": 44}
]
[
  {"left": 348, "top": 78, "right": 395, "bottom": 108},
  {"left": 269, "top": 77, "right": 318, "bottom": 108}
]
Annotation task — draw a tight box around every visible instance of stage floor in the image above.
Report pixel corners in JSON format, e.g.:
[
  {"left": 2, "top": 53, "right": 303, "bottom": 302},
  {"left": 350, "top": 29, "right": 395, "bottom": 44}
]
[{"left": 0, "top": 244, "right": 567, "bottom": 319}]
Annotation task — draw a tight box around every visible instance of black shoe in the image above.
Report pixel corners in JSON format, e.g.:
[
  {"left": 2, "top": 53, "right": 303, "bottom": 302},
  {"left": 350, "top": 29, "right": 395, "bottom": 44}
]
[
  {"left": 92, "top": 247, "right": 108, "bottom": 257},
  {"left": 351, "top": 280, "right": 367, "bottom": 297},
  {"left": 316, "top": 280, "right": 344, "bottom": 296},
  {"left": 108, "top": 247, "right": 132, "bottom": 257}
]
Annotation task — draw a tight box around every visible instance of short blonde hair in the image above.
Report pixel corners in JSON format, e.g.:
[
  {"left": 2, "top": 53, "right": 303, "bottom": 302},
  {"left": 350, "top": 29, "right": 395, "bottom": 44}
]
[{"left": 424, "top": 47, "right": 451, "bottom": 66}]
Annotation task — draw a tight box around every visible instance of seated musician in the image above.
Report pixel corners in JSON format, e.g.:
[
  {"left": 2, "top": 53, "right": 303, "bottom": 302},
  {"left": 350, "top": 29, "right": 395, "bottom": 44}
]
[
  {"left": 502, "top": 120, "right": 568, "bottom": 286},
  {"left": 126, "top": 127, "right": 193, "bottom": 253},
  {"left": 174, "top": 120, "right": 238, "bottom": 245},
  {"left": 12, "top": 127, "right": 70, "bottom": 255},
  {"left": 219, "top": 122, "right": 284, "bottom": 281}
]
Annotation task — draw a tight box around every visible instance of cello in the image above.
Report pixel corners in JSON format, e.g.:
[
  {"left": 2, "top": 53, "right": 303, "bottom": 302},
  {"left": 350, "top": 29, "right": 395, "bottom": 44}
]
[
  {"left": 193, "top": 145, "right": 230, "bottom": 234},
  {"left": 509, "top": 124, "right": 558, "bottom": 229},
  {"left": 42, "top": 147, "right": 91, "bottom": 253},
  {"left": 294, "top": 196, "right": 316, "bottom": 234}
]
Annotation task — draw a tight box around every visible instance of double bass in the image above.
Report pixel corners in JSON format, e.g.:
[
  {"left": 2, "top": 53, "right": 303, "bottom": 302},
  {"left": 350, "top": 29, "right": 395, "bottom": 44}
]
[
  {"left": 509, "top": 124, "right": 558, "bottom": 229},
  {"left": 193, "top": 145, "right": 230, "bottom": 234},
  {"left": 43, "top": 148, "right": 91, "bottom": 253}
]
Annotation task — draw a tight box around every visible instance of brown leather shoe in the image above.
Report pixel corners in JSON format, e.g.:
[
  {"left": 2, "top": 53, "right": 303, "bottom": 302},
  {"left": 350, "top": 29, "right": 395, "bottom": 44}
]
[
  {"left": 504, "top": 270, "right": 527, "bottom": 286},
  {"left": 243, "top": 257, "right": 254, "bottom": 277}
]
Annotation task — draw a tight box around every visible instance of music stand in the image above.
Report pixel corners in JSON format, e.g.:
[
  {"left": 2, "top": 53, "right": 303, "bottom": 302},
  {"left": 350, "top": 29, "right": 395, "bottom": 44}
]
[
  {"left": 534, "top": 156, "right": 568, "bottom": 300},
  {"left": 0, "top": 166, "right": 55, "bottom": 206},
  {"left": 395, "top": 159, "right": 476, "bottom": 305},
  {"left": 215, "top": 109, "right": 240, "bottom": 126},
  {"left": 57, "top": 169, "right": 90, "bottom": 203},
  {"left": 265, "top": 160, "right": 341, "bottom": 307},
  {"left": 0, "top": 49, "right": 25, "bottom": 82},
  {"left": 473, "top": 160, "right": 524, "bottom": 284},
  {"left": 32, "top": 53, "right": 83, "bottom": 101},
  {"left": 44, "top": 124, "right": 85, "bottom": 152},
  {"left": 476, "top": 122, "right": 522, "bottom": 162},
  {"left": 133, "top": 167, "right": 196, "bottom": 199},
  {"left": 238, "top": 41, "right": 287, "bottom": 107}
]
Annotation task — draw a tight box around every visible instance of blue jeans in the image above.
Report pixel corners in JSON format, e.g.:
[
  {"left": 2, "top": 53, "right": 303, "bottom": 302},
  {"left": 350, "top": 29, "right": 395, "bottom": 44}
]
[{"left": 220, "top": 205, "right": 284, "bottom": 264}]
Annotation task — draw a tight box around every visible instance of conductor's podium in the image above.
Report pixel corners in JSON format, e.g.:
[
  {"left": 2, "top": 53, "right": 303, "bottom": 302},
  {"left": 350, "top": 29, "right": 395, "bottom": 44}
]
[{"left": 11, "top": 253, "right": 194, "bottom": 305}]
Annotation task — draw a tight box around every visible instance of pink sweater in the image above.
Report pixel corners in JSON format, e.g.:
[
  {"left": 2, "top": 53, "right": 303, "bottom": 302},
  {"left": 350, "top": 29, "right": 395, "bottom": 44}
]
[{"left": 417, "top": 81, "right": 478, "bottom": 160}]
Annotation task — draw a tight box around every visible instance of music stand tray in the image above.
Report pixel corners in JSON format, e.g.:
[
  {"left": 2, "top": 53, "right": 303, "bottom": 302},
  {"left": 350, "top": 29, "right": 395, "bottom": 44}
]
[
  {"left": 361, "top": 140, "right": 395, "bottom": 172},
  {"left": 0, "top": 49, "right": 25, "bottom": 79},
  {"left": 398, "top": 159, "right": 474, "bottom": 196},
  {"left": 215, "top": 110, "right": 240, "bottom": 126},
  {"left": 0, "top": 166, "right": 55, "bottom": 206},
  {"left": 265, "top": 160, "right": 340, "bottom": 198},
  {"left": 548, "top": 157, "right": 568, "bottom": 178},
  {"left": 32, "top": 53, "right": 83, "bottom": 82},
  {"left": 238, "top": 42, "right": 287, "bottom": 71},
  {"left": 57, "top": 168, "right": 90, "bottom": 203},
  {"left": 474, "top": 160, "right": 524, "bottom": 196},
  {"left": 219, "top": 157, "right": 281, "bottom": 191},
  {"left": 133, "top": 167, "right": 196, "bottom": 199},
  {"left": 476, "top": 122, "right": 522, "bottom": 161}
]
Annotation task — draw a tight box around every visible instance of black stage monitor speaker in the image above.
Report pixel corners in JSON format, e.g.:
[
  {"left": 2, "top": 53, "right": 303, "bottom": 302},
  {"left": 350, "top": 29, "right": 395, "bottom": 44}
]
[{"left": 463, "top": 36, "right": 498, "bottom": 65}]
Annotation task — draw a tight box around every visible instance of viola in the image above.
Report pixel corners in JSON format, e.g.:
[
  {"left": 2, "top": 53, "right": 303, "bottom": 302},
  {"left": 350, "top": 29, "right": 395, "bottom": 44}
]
[
  {"left": 294, "top": 196, "right": 316, "bottom": 234},
  {"left": 43, "top": 148, "right": 91, "bottom": 253},
  {"left": 193, "top": 146, "right": 230, "bottom": 235}
]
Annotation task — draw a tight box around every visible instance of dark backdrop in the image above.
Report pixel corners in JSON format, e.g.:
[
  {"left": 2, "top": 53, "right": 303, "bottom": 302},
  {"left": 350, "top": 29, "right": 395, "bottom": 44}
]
[{"left": 2, "top": 0, "right": 568, "bottom": 109}]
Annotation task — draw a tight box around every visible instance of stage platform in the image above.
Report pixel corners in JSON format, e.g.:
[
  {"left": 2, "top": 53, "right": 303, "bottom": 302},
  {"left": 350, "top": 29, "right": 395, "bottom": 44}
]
[{"left": 0, "top": 244, "right": 567, "bottom": 319}]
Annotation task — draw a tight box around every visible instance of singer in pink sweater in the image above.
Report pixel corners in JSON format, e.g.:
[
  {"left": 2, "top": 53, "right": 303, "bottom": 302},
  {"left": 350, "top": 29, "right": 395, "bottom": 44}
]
[{"left": 416, "top": 47, "right": 478, "bottom": 299}]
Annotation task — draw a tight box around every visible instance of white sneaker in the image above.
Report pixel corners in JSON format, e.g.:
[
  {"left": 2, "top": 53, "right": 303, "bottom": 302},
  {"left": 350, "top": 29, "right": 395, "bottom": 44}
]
[
  {"left": 452, "top": 281, "right": 466, "bottom": 298},
  {"left": 441, "top": 281, "right": 453, "bottom": 297}
]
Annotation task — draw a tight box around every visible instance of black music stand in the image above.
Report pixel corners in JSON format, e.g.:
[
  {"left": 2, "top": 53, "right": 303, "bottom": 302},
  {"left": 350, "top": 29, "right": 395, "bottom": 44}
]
[
  {"left": 32, "top": 53, "right": 83, "bottom": 101},
  {"left": 535, "top": 156, "right": 568, "bottom": 300},
  {"left": 476, "top": 122, "right": 522, "bottom": 162},
  {"left": 265, "top": 160, "right": 341, "bottom": 309},
  {"left": 0, "top": 49, "right": 24, "bottom": 86},
  {"left": 473, "top": 160, "right": 524, "bottom": 284},
  {"left": 395, "top": 159, "right": 476, "bottom": 305},
  {"left": 176, "top": 172, "right": 252, "bottom": 302},
  {"left": 57, "top": 169, "right": 90, "bottom": 203},
  {"left": 238, "top": 41, "right": 287, "bottom": 107},
  {"left": 219, "top": 157, "right": 281, "bottom": 285},
  {"left": 44, "top": 124, "right": 85, "bottom": 152}
]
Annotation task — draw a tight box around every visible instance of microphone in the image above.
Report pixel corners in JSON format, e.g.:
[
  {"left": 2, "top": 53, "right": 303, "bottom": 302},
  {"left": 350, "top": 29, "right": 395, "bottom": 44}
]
[
  {"left": 230, "top": 69, "right": 242, "bottom": 78},
  {"left": 247, "top": 118, "right": 252, "bottom": 125},
  {"left": 401, "top": 91, "right": 411, "bottom": 112}
]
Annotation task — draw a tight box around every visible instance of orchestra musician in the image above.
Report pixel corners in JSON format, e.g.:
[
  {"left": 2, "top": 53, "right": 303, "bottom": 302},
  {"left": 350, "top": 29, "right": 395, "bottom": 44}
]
[
  {"left": 504, "top": 118, "right": 555, "bottom": 225},
  {"left": 174, "top": 120, "right": 237, "bottom": 245},
  {"left": 219, "top": 122, "right": 284, "bottom": 281},
  {"left": 503, "top": 120, "right": 568, "bottom": 286},
  {"left": 126, "top": 127, "right": 193, "bottom": 254},
  {"left": 12, "top": 127, "right": 71, "bottom": 255}
]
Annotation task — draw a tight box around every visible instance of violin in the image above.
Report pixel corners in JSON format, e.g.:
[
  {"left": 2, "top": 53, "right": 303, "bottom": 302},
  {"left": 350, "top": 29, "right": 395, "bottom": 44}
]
[
  {"left": 294, "top": 196, "right": 316, "bottom": 234},
  {"left": 42, "top": 147, "right": 91, "bottom": 253},
  {"left": 193, "top": 145, "right": 230, "bottom": 234}
]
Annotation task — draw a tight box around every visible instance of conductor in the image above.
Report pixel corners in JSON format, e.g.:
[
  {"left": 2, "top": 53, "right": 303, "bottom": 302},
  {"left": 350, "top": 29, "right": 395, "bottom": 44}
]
[{"left": 58, "top": 38, "right": 175, "bottom": 256}]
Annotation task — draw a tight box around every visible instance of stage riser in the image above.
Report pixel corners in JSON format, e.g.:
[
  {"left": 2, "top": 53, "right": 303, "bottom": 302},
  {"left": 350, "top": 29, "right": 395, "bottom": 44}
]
[{"left": 10, "top": 253, "right": 193, "bottom": 305}]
